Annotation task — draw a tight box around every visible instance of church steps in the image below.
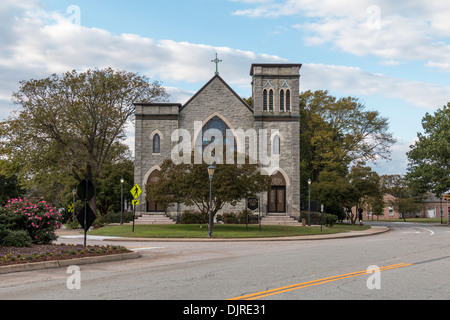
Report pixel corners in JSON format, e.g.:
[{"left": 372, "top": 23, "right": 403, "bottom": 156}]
[
  {"left": 132, "top": 214, "right": 176, "bottom": 225},
  {"left": 260, "top": 215, "right": 301, "bottom": 226}
]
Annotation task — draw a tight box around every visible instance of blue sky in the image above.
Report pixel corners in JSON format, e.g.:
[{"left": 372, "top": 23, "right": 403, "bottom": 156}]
[{"left": 1, "top": 0, "right": 450, "bottom": 176}]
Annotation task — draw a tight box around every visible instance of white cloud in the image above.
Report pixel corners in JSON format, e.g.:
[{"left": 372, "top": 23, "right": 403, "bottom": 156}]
[
  {"left": 371, "top": 137, "right": 417, "bottom": 175},
  {"left": 0, "top": 0, "right": 448, "bottom": 122},
  {"left": 233, "top": 0, "right": 450, "bottom": 72},
  {"left": 302, "top": 63, "right": 450, "bottom": 110},
  {"left": 0, "top": 1, "right": 285, "bottom": 121}
]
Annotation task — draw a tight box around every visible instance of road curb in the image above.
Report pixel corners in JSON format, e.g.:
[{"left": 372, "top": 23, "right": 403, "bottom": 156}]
[
  {"left": 102, "top": 226, "right": 390, "bottom": 242},
  {"left": 0, "top": 251, "right": 140, "bottom": 275}
]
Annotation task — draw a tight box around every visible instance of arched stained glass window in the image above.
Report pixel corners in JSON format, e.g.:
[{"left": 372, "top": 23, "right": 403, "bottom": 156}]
[
  {"left": 273, "top": 135, "right": 280, "bottom": 155},
  {"left": 199, "top": 116, "right": 236, "bottom": 151},
  {"left": 153, "top": 134, "right": 160, "bottom": 153},
  {"left": 280, "top": 90, "right": 285, "bottom": 111},
  {"left": 286, "top": 89, "right": 291, "bottom": 112},
  {"left": 263, "top": 89, "right": 268, "bottom": 111},
  {"left": 269, "top": 89, "right": 274, "bottom": 111}
]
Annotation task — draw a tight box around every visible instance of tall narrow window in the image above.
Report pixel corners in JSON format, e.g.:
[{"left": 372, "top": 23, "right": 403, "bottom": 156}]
[
  {"left": 269, "top": 89, "right": 274, "bottom": 111},
  {"left": 286, "top": 89, "right": 291, "bottom": 112},
  {"left": 280, "top": 90, "right": 285, "bottom": 111},
  {"left": 153, "top": 134, "right": 160, "bottom": 153},
  {"left": 273, "top": 135, "right": 280, "bottom": 155},
  {"left": 263, "top": 89, "right": 268, "bottom": 111}
]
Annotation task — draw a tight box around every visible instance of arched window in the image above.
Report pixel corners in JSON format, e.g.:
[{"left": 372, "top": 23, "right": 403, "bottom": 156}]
[
  {"left": 263, "top": 89, "right": 268, "bottom": 111},
  {"left": 280, "top": 90, "right": 285, "bottom": 111},
  {"left": 153, "top": 134, "right": 160, "bottom": 154},
  {"left": 269, "top": 89, "right": 274, "bottom": 111},
  {"left": 273, "top": 135, "right": 280, "bottom": 155},
  {"left": 286, "top": 89, "right": 291, "bottom": 112},
  {"left": 199, "top": 116, "right": 236, "bottom": 151}
]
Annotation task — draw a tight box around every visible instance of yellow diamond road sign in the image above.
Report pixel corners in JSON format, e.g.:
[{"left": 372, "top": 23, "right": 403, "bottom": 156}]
[
  {"left": 131, "top": 184, "right": 142, "bottom": 199},
  {"left": 132, "top": 200, "right": 139, "bottom": 206}
]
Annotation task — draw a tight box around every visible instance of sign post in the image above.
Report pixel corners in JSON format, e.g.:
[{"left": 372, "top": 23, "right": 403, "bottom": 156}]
[
  {"left": 247, "top": 197, "right": 261, "bottom": 232},
  {"left": 130, "top": 184, "right": 142, "bottom": 233},
  {"left": 76, "top": 179, "right": 96, "bottom": 247}
]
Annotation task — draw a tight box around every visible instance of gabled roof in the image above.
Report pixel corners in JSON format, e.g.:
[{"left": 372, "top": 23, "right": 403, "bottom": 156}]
[{"left": 180, "top": 74, "right": 253, "bottom": 113}]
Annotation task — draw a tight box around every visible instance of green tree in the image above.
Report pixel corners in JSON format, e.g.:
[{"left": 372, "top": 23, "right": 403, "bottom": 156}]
[
  {"left": 146, "top": 156, "right": 270, "bottom": 226},
  {"left": 0, "top": 68, "right": 168, "bottom": 212},
  {"left": 311, "top": 171, "right": 359, "bottom": 221},
  {"left": 96, "top": 159, "right": 134, "bottom": 216},
  {"left": 347, "top": 163, "right": 382, "bottom": 224},
  {"left": 387, "top": 197, "right": 423, "bottom": 222},
  {"left": 406, "top": 103, "right": 450, "bottom": 198},
  {"left": 300, "top": 90, "right": 396, "bottom": 183}
]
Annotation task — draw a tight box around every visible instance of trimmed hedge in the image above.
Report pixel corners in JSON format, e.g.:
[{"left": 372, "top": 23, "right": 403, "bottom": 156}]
[
  {"left": 299, "top": 211, "right": 338, "bottom": 227},
  {"left": 180, "top": 210, "right": 209, "bottom": 224}
]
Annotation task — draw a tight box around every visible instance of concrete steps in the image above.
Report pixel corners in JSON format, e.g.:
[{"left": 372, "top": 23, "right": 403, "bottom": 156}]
[
  {"left": 260, "top": 215, "right": 301, "bottom": 226},
  {"left": 133, "top": 214, "right": 176, "bottom": 225}
]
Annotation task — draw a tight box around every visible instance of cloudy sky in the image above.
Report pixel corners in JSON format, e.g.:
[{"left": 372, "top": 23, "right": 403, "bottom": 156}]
[{"left": 1, "top": 0, "right": 449, "bottom": 175}]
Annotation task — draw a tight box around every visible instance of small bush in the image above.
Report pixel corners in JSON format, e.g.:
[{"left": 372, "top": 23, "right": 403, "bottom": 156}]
[
  {"left": 299, "top": 212, "right": 338, "bottom": 227},
  {"left": 180, "top": 210, "right": 208, "bottom": 224},
  {"left": 237, "top": 210, "right": 259, "bottom": 224},
  {"left": 0, "top": 197, "right": 64, "bottom": 245},
  {"left": 325, "top": 214, "right": 338, "bottom": 227},
  {"left": 1, "top": 230, "right": 33, "bottom": 247},
  {"left": 221, "top": 212, "right": 239, "bottom": 224}
]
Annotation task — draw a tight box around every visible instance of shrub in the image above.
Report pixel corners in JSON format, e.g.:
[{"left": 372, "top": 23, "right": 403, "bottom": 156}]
[
  {"left": 0, "top": 197, "right": 64, "bottom": 245},
  {"left": 180, "top": 210, "right": 208, "bottom": 224},
  {"left": 237, "top": 210, "right": 259, "bottom": 224},
  {"left": 97, "top": 211, "right": 134, "bottom": 225},
  {"left": 325, "top": 214, "right": 338, "bottom": 227},
  {"left": 299, "top": 212, "right": 338, "bottom": 227},
  {"left": 221, "top": 212, "right": 239, "bottom": 224},
  {"left": 1, "top": 230, "right": 33, "bottom": 247}
]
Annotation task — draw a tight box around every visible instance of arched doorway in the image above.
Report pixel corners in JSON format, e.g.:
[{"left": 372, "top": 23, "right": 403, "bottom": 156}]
[
  {"left": 146, "top": 170, "right": 164, "bottom": 212},
  {"left": 268, "top": 171, "right": 286, "bottom": 213}
]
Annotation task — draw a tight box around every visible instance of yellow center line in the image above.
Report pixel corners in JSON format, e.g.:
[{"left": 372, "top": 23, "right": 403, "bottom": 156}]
[{"left": 229, "top": 263, "right": 413, "bottom": 300}]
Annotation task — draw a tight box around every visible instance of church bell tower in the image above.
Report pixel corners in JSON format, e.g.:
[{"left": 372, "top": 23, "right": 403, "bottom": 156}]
[{"left": 250, "top": 63, "right": 302, "bottom": 216}]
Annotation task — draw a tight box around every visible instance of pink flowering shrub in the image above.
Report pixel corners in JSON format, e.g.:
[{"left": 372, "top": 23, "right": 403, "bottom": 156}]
[{"left": 0, "top": 197, "right": 64, "bottom": 245}]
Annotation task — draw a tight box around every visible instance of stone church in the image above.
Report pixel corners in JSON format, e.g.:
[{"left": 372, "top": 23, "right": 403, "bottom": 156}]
[{"left": 134, "top": 62, "right": 301, "bottom": 221}]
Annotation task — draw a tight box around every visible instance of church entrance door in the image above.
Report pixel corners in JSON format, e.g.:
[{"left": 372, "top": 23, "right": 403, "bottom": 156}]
[
  {"left": 268, "top": 172, "right": 286, "bottom": 213},
  {"left": 268, "top": 187, "right": 286, "bottom": 213},
  {"left": 146, "top": 170, "right": 164, "bottom": 213}
]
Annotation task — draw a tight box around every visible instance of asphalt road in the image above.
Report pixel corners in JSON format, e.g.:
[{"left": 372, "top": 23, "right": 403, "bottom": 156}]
[{"left": 0, "top": 222, "right": 448, "bottom": 302}]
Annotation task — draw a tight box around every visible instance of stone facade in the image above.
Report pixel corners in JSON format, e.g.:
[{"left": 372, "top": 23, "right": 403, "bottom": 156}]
[{"left": 134, "top": 63, "right": 302, "bottom": 219}]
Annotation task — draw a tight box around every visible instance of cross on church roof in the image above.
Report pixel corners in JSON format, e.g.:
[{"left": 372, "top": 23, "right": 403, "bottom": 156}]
[{"left": 211, "top": 53, "right": 222, "bottom": 75}]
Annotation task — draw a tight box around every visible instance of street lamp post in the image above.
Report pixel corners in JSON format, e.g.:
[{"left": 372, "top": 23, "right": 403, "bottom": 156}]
[
  {"left": 208, "top": 165, "right": 216, "bottom": 238},
  {"left": 308, "top": 179, "right": 311, "bottom": 227},
  {"left": 72, "top": 189, "right": 76, "bottom": 222},
  {"left": 120, "top": 177, "right": 124, "bottom": 225}
]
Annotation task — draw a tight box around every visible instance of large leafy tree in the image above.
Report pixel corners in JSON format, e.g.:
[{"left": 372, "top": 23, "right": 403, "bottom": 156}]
[
  {"left": 311, "top": 171, "right": 359, "bottom": 220},
  {"left": 300, "top": 90, "right": 396, "bottom": 183},
  {"left": 0, "top": 68, "right": 168, "bottom": 212},
  {"left": 146, "top": 156, "right": 270, "bottom": 226},
  {"left": 347, "top": 163, "right": 382, "bottom": 224},
  {"left": 406, "top": 103, "right": 450, "bottom": 198},
  {"left": 96, "top": 159, "right": 134, "bottom": 216}
]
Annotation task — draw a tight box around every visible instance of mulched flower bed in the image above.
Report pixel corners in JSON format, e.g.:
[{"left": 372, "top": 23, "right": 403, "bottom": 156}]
[{"left": 0, "top": 244, "right": 132, "bottom": 266}]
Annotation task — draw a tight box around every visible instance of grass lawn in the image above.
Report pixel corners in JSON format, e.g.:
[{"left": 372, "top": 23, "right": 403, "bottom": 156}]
[{"left": 89, "top": 223, "right": 371, "bottom": 239}]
